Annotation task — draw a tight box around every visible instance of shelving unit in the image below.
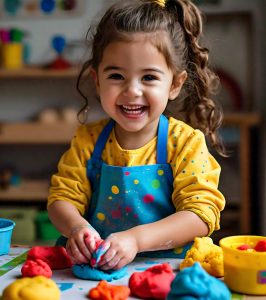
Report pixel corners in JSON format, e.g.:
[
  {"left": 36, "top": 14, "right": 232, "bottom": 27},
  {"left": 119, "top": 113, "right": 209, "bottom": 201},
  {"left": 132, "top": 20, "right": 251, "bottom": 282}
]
[
  {"left": 0, "top": 121, "right": 77, "bottom": 144},
  {"left": 0, "top": 66, "right": 79, "bottom": 204},
  {"left": 221, "top": 113, "right": 261, "bottom": 234},
  {"left": 0, "top": 180, "right": 49, "bottom": 202},
  {"left": 0, "top": 67, "right": 79, "bottom": 78}
]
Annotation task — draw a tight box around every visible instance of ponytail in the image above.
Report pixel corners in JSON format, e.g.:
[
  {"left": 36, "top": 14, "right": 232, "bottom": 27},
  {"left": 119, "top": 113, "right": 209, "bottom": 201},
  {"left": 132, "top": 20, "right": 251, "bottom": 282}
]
[{"left": 166, "top": 0, "right": 226, "bottom": 156}]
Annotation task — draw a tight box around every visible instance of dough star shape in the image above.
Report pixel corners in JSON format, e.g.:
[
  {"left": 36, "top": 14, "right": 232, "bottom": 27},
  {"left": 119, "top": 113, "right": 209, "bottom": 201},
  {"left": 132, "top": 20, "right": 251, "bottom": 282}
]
[{"left": 72, "top": 264, "right": 128, "bottom": 281}]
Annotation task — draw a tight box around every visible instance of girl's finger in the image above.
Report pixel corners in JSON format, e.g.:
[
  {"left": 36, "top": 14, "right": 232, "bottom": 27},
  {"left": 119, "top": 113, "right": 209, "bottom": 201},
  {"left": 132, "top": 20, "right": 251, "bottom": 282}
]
[
  {"left": 70, "top": 242, "right": 88, "bottom": 264},
  {"left": 101, "top": 255, "right": 121, "bottom": 270},
  {"left": 76, "top": 238, "right": 92, "bottom": 260},
  {"left": 97, "top": 247, "right": 116, "bottom": 267},
  {"left": 113, "top": 257, "right": 127, "bottom": 270}
]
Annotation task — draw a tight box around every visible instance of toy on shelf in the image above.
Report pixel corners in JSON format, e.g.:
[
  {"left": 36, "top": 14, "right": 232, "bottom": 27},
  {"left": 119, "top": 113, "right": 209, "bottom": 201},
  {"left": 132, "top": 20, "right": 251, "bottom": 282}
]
[
  {"left": 0, "top": 27, "right": 25, "bottom": 69},
  {"left": 0, "top": 165, "right": 20, "bottom": 190},
  {"left": 37, "top": 107, "right": 77, "bottom": 124},
  {"left": 47, "top": 35, "right": 71, "bottom": 70}
]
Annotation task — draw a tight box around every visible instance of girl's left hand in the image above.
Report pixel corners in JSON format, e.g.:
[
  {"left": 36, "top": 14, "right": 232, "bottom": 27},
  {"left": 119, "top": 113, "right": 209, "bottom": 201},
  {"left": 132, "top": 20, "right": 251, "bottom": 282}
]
[{"left": 97, "top": 230, "right": 138, "bottom": 270}]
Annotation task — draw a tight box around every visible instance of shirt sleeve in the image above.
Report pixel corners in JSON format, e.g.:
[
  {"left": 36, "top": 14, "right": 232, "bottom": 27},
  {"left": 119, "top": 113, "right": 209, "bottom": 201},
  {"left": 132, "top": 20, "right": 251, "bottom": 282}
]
[
  {"left": 171, "top": 129, "right": 225, "bottom": 235},
  {"left": 47, "top": 125, "right": 92, "bottom": 216}
]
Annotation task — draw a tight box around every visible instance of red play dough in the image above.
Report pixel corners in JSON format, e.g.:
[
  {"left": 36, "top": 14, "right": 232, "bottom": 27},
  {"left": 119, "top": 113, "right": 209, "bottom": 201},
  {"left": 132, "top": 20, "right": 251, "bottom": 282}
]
[
  {"left": 129, "top": 263, "right": 175, "bottom": 299},
  {"left": 254, "top": 240, "right": 266, "bottom": 252},
  {"left": 237, "top": 244, "right": 250, "bottom": 250},
  {"left": 21, "top": 259, "right": 52, "bottom": 278},
  {"left": 27, "top": 246, "right": 72, "bottom": 270}
]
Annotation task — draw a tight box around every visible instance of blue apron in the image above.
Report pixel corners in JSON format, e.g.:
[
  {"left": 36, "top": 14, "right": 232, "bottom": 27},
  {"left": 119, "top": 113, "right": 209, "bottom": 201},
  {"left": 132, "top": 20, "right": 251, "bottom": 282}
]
[
  {"left": 86, "top": 115, "right": 191, "bottom": 258},
  {"left": 57, "top": 115, "right": 192, "bottom": 258}
]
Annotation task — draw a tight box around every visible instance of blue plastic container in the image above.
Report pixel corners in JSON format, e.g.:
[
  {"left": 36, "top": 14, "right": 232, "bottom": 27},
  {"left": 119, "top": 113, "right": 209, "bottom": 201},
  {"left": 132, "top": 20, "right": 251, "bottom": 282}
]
[{"left": 0, "top": 218, "right": 15, "bottom": 255}]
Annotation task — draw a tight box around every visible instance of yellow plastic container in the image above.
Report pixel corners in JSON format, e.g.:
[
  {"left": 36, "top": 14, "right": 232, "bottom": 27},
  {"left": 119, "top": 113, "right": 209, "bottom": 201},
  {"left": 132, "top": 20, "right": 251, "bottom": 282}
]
[
  {"left": 1, "top": 43, "right": 24, "bottom": 69},
  {"left": 220, "top": 235, "right": 266, "bottom": 295}
]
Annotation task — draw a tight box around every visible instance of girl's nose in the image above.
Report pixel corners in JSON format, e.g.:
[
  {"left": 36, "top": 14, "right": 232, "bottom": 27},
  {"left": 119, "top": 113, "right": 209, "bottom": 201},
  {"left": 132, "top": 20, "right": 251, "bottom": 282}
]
[{"left": 123, "top": 80, "right": 143, "bottom": 97}]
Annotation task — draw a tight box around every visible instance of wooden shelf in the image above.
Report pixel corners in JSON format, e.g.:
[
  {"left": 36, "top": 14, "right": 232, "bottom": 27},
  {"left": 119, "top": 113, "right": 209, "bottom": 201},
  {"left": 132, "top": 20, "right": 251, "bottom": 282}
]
[
  {"left": 0, "top": 113, "right": 260, "bottom": 144},
  {"left": 0, "top": 112, "right": 261, "bottom": 218},
  {"left": 223, "top": 112, "right": 261, "bottom": 234},
  {"left": 0, "top": 179, "right": 49, "bottom": 201},
  {"left": 223, "top": 112, "right": 261, "bottom": 126},
  {"left": 0, "top": 67, "right": 79, "bottom": 78},
  {"left": 0, "top": 121, "right": 78, "bottom": 144}
]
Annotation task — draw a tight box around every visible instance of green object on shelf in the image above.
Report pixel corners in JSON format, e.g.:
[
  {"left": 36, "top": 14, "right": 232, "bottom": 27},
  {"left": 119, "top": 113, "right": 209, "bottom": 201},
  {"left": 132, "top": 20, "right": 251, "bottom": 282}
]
[
  {"left": 0, "top": 208, "right": 37, "bottom": 244},
  {"left": 36, "top": 211, "right": 60, "bottom": 241}
]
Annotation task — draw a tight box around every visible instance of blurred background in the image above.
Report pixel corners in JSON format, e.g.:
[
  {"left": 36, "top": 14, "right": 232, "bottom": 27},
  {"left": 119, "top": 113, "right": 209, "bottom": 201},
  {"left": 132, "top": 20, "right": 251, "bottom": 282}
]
[{"left": 0, "top": 0, "right": 265, "bottom": 245}]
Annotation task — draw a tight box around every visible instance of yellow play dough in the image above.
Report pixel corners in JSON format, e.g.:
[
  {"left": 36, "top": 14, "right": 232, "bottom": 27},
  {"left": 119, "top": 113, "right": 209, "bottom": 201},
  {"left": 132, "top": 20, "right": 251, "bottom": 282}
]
[
  {"left": 2, "top": 276, "right": 60, "bottom": 300},
  {"left": 179, "top": 237, "right": 224, "bottom": 277}
]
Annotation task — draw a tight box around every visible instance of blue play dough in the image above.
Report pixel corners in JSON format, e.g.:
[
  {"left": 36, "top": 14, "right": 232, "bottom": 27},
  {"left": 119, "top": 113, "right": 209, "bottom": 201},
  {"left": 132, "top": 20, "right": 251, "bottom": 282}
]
[
  {"left": 167, "top": 263, "right": 231, "bottom": 300},
  {"left": 72, "top": 264, "right": 127, "bottom": 282}
]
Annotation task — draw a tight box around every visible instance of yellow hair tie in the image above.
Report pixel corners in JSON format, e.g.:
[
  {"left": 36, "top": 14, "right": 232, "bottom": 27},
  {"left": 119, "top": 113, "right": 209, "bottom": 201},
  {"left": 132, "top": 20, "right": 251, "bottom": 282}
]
[{"left": 154, "top": 0, "right": 166, "bottom": 7}]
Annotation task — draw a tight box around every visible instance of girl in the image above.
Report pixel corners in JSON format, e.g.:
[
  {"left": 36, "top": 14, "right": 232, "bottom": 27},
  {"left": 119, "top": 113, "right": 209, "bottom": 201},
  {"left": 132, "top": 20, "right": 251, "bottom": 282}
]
[{"left": 48, "top": 0, "right": 225, "bottom": 271}]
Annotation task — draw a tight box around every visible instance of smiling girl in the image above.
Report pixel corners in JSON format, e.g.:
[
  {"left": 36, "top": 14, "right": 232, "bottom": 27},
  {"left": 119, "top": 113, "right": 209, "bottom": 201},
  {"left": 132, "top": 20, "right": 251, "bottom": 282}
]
[{"left": 48, "top": 0, "right": 225, "bottom": 270}]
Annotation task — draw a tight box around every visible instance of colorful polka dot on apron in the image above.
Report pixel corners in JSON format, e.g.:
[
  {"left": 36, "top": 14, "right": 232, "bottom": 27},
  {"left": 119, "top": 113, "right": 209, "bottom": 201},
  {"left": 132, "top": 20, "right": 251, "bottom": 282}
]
[{"left": 111, "top": 185, "right": 119, "bottom": 194}]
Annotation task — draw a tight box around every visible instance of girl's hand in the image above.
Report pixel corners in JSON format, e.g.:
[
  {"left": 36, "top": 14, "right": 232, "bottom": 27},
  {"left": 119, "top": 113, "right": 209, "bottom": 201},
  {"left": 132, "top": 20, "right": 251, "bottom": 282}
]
[
  {"left": 97, "top": 230, "right": 139, "bottom": 270},
  {"left": 66, "top": 224, "right": 101, "bottom": 264}
]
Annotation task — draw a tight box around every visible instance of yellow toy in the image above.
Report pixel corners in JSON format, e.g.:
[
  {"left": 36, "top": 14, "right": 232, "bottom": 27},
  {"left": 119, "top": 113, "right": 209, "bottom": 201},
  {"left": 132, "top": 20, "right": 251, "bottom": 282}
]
[
  {"left": 220, "top": 235, "right": 266, "bottom": 295},
  {"left": 179, "top": 237, "right": 224, "bottom": 277},
  {"left": 2, "top": 275, "right": 60, "bottom": 300}
]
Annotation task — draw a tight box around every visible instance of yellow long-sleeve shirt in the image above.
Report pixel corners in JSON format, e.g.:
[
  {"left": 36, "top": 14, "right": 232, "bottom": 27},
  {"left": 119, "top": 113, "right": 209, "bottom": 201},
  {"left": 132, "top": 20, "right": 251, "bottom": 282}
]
[{"left": 48, "top": 117, "right": 225, "bottom": 235}]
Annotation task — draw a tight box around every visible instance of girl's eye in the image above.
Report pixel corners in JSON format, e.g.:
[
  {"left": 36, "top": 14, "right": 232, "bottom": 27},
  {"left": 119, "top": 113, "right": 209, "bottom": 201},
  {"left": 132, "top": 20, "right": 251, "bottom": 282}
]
[
  {"left": 142, "top": 74, "right": 158, "bottom": 81},
  {"left": 107, "top": 73, "right": 124, "bottom": 80}
]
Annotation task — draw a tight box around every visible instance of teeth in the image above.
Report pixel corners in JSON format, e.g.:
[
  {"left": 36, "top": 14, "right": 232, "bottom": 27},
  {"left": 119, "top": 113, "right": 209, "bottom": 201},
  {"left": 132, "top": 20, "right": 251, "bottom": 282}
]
[
  {"left": 122, "top": 105, "right": 143, "bottom": 110},
  {"left": 120, "top": 105, "right": 145, "bottom": 115}
]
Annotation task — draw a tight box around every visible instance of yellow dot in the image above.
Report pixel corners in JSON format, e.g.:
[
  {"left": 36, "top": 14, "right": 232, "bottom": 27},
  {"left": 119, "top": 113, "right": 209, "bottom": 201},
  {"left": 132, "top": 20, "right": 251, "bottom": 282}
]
[
  {"left": 111, "top": 185, "right": 119, "bottom": 194},
  {"left": 108, "top": 196, "right": 112, "bottom": 200},
  {"left": 158, "top": 169, "right": 164, "bottom": 176},
  {"left": 134, "top": 179, "right": 139, "bottom": 184},
  {"left": 173, "top": 247, "right": 184, "bottom": 254},
  {"left": 97, "top": 213, "right": 105, "bottom": 221}
]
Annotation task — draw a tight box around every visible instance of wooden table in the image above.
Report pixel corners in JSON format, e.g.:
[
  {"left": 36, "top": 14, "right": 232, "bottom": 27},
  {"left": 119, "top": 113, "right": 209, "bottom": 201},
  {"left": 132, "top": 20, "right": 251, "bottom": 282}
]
[{"left": 0, "top": 246, "right": 264, "bottom": 299}]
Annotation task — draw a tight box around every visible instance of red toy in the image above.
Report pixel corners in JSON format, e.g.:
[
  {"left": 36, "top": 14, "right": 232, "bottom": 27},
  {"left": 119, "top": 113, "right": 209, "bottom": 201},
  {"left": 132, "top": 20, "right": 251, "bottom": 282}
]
[
  {"left": 129, "top": 263, "right": 175, "bottom": 299},
  {"left": 88, "top": 280, "right": 130, "bottom": 300},
  {"left": 254, "top": 240, "right": 266, "bottom": 252},
  {"left": 27, "top": 246, "right": 72, "bottom": 270},
  {"left": 237, "top": 244, "right": 250, "bottom": 250},
  {"left": 21, "top": 259, "right": 52, "bottom": 278}
]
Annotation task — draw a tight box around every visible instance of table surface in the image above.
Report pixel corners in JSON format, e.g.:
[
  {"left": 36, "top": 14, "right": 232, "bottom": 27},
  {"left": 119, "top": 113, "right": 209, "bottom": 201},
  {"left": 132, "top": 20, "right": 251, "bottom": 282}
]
[{"left": 0, "top": 246, "right": 265, "bottom": 300}]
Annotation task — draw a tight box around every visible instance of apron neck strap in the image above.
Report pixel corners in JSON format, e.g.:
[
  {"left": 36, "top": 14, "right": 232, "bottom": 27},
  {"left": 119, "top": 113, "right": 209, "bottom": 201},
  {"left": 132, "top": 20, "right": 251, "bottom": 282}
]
[
  {"left": 92, "top": 115, "right": 169, "bottom": 163},
  {"left": 92, "top": 119, "right": 115, "bottom": 160},
  {"left": 156, "top": 114, "right": 168, "bottom": 164}
]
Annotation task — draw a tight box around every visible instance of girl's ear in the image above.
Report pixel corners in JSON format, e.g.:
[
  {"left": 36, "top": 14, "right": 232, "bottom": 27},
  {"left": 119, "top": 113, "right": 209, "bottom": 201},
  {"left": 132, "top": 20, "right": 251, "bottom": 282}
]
[
  {"left": 169, "top": 70, "right": 187, "bottom": 100},
  {"left": 90, "top": 68, "right": 100, "bottom": 94}
]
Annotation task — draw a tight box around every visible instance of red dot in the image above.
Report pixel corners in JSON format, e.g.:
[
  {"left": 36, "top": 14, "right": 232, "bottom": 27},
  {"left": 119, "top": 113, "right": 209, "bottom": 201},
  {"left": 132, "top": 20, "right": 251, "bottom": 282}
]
[
  {"left": 125, "top": 171, "right": 130, "bottom": 176},
  {"left": 143, "top": 194, "right": 154, "bottom": 203},
  {"left": 125, "top": 206, "right": 132, "bottom": 213}
]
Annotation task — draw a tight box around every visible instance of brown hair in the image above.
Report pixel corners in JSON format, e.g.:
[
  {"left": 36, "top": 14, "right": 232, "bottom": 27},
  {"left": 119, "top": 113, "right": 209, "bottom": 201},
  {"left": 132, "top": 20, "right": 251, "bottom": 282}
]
[{"left": 77, "top": 0, "right": 225, "bottom": 155}]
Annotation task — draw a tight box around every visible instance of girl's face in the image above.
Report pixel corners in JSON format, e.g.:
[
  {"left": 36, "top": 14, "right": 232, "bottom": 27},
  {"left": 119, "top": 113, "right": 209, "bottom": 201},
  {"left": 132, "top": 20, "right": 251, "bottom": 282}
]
[{"left": 92, "top": 34, "right": 186, "bottom": 145}]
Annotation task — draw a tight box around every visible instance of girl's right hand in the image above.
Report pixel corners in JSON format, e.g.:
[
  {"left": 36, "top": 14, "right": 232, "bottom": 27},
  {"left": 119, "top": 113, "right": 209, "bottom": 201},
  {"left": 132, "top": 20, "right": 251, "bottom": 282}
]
[{"left": 66, "top": 224, "right": 101, "bottom": 264}]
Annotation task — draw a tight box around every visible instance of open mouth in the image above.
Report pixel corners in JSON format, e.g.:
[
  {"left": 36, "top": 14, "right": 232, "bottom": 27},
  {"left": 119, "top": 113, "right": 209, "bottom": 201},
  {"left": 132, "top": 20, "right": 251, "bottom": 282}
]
[{"left": 120, "top": 105, "right": 146, "bottom": 115}]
